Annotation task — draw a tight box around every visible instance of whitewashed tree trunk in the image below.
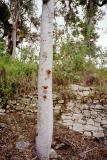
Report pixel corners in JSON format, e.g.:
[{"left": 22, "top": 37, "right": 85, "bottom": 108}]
[
  {"left": 12, "top": 22, "right": 16, "bottom": 58},
  {"left": 36, "top": 0, "right": 54, "bottom": 159}
]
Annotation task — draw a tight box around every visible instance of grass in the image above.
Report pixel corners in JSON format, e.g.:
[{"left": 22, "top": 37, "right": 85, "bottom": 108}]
[{"left": 0, "top": 55, "right": 38, "bottom": 108}]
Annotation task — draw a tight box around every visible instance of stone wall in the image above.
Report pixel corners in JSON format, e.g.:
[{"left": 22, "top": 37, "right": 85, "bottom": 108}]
[
  {"left": 57, "top": 85, "right": 107, "bottom": 138},
  {"left": 0, "top": 84, "right": 107, "bottom": 138}
]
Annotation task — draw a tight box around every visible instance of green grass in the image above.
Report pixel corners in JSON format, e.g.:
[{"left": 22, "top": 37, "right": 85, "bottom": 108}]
[{"left": 0, "top": 55, "right": 38, "bottom": 108}]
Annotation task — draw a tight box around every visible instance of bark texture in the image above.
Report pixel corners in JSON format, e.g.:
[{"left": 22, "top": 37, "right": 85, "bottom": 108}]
[
  {"left": 12, "top": 22, "right": 16, "bottom": 58},
  {"left": 36, "top": 0, "right": 54, "bottom": 159}
]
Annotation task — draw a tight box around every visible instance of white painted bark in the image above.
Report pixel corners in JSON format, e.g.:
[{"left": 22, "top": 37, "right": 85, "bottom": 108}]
[
  {"left": 36, "top": 0, "right": 54, "bottom": 159},
  {"left": 12, "top": 22, "right": 16, "bottom": 58}
]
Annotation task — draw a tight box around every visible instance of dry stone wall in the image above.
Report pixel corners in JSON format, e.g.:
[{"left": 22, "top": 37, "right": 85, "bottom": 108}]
[
  {"left": 58, "top": 85, "right": 107, "bottom": 138},
  {"left": 0, "top": 84, "right": 107, "bottom": 138}
]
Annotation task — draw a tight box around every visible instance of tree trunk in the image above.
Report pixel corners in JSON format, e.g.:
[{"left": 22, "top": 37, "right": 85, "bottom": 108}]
[
  {"left": 12, "top": 22, "right": 16, "bottom": 58},
  {"left": 84, "top": 0, "right": 98, "bottom": 59},
  {"left": 36, "top": 0, "right": 54, "bottom": 159}
]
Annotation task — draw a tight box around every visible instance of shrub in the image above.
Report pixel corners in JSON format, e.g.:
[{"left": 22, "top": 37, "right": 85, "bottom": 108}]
[
  {"left": 53, "top": 41, "right": 87, "bottom": 85},
  {"left": 0, "top": 55, "right": 38, "bottom": 108}
]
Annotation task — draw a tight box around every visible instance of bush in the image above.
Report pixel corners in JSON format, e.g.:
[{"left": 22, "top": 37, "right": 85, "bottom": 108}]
[
  {"left": 53, "top": 41, "right": 107, "bottom": 92},
  {"left": 53, "top": 41, "right": 87, "bottom": 85},
  {"left": 0, "top": 40, "right": 6, "bottom": 56},
  {"left": 0, "top": 55, "right": 38, "bottom": 108}
]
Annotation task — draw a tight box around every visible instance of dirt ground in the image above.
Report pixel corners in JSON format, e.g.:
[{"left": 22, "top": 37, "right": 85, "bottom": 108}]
[{"left": 0, "top": 111, "right": 107, "bottom": 160}]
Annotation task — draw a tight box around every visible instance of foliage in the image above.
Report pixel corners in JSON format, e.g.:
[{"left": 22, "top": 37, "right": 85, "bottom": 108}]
[
  {"left": 0, "top": 40, "right": 6, "bottom": 56},
  {"left": 53, "top": 41, "right": 86, "bottom": 85},
  {"left": 20, "top": 47, "right": 38, "bottom": 63},
  {"left": 0, "top": 0, "right": 107, "bottom": 102},
  {"left": 53, "top": 39, "right": 107, "bottom": 92},
  {"left": 0, "top": 0, "right": 38, "bottom": 56},
  {"left": 95, "top": 68, "right": 107, "bottom": 91},
  {"left": 0, "top": 54, "right": 37, "bottom": 108}
]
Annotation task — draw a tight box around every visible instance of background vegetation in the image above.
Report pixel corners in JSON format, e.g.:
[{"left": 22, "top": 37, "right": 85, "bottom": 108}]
[{"left": 0, "top": 0, "right": 107, "bottom": 108}]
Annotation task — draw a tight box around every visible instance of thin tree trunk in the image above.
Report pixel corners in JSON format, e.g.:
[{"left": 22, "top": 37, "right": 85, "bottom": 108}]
[
  {"left": 36, "top": 0, "right": 54, "bottom": 159},
  {"left": 84, "top": 0, "right": 97, "bottom": 59},
  {"left": 12, "top": 22, "right": 16, "bottom": 58}
]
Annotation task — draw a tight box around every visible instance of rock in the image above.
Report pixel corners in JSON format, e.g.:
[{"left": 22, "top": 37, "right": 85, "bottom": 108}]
[
  {"left": 63, "top": 121, "right": 73, "bottom": 126},
  {"left": 70, "top": 156, "right": 78, "bottom": 160},
  {"left": 93, "top": 132, "right": 104, "bottom": 137},
  {"left": 26, "top": 112, "right": 32, "bottom": 115},
  {"left": 81, "top": 104, "right": 89, "bottom": 110},
  {"left": 93, "top": 100, "right": 99, "bottom": 104},
  {"left": 0, "top": 112, "right": 5, "bottom": 116},
  {"left": 73, "top": 114, "right": 82, "bottom": 120},
  {"left": 79, "top": 151, "right": 87, "bottom": 159},
  {"left": 69, "top": 126, "right": 73, "bottom": 129},
  {"left": 15, "top": 106, "right": 24, "bottom": 111},
  {"left": 83, "top": 91, "right": 90, "bottom": 96},
  {"left": 0, "top": 123, "right": 7, "bottom": 128},
  {"left": 84, "top": 110, "right": 90, "bottom": 118},
  {"left": 89, "top": 105, "right": 95, "bottom": 109},
  {"left": 92, "top": 126, "right": 99, "bottom": 131},
  {"left": 11, "top": 100, "right": 17, "bottom": 105},
  {"left": 104, "top": 139, "right": 107, "bottom": 145},
  {"left": 73, "top": 123, "right": 84, "bottom": 132},
  {"left": 70, "top": 84, "right": 80, "bottom": 91},
  {"left": 77, "top": 91, "right": 84, "bottom": 96},
  {"left": 0, "top": 109, "right": 5, "bottom": 113},
  {"left": 84, "top": 125, "right": 94, "bottom": 131},
  {"left": 85, "top": 125, "right": 98, "bottom": 131},
  {"left": 84, "top": 131, "right": 92, "bottom": 136},
  {"left": 95, "top": 104, "right": 104, "bottom": 110},
  {"left": 101, "top": 120, "right": 107, "bottom": 125},
  {"left": 94, "top": 122, "right": 101, "bottom": 127},
  {"left": 65, "top": 113, "right": 73, "bottom": 116},
  {"left": 87, "top": 119, "right": 94, "bottom": 125},
  {"left": 67, "top": 101, "right": 75, "bottom": 108},
  {"left": 27, "top": 95, "right": 33, "bottom": 99},
  {"left": 49, "top": 149, "right": 57, "bottom": 159},
  {"left": 53, "top": 94, "right": 58, "bottom": 100},
  {"left": 31, "top": 103, "right": 36, "bottom": 107},
  {"left": 16, "top": 140, "right": 30, "bottom": 150},
  {"left": 54, "top": 105, "right": 61, "bottom": 110},
  {"left": 95, "top": 118, "right": 101, "bottom": 123},
  {"left": 91, "top": 111, "right": 97, "bottom": 115},
  {"left": 102, "top": 124, "right": 107, "bottom": 128},
  {"left": 77, "top": 96, "right": 82, "bottom": 100},
  {"left": 6, "top": 105, "right": 11, "bottom": 109},
  {"left": 78, "top": 120, "right": 86, "bottom": 125},
  {"left": 55, "top": 143, "right": 70, "bottom": 150},
  {"left": 98, "top": 126, "right": 103, "bottom": 131},
  {"left": 26, "top": 109, "right": 36, "bottom": 113},
  {"left": 58, "top": 100, "right": 64, "bottom": 104},
  {"left": 61, "top": 115, "right": 71, "bottom": 120},
  {"left": 70, "top": 84, "right": 91, "bottom": 92},
  {"left": 73, "top": 108, "right": 81, "bottom": 114}
]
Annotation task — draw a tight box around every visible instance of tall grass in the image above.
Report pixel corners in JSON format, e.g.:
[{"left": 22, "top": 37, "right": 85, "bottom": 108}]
[{"left": 0, "top": 55, "right": 38, "bottom": 108}]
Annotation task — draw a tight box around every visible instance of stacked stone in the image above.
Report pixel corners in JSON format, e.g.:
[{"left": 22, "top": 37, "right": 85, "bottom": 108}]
[
  {"left": 0, "top": 94, "right": 38, "bottom": 115},
  {"left": 0, "top": 84, "right": 107, "bottom": 138},
  {"left": 60, "top": 84, "right": 107, "bottom": 138}
]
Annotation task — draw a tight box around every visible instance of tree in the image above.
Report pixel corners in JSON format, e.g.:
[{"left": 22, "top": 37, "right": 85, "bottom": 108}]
[
  {"left": 36, "top": 0, "right": 54, "bottom": 159},
  {"left": 55, "top": 0, "right": 82, "bottom": 39},
  {"left": 0, "top": 0, "right": 35, "bottom": 57},
  {"left": 0, "top": 1, "right": 11, "bottom": 53},
  {"left": 9, "top": 0, "right": 34, "bottom": 58},
  {"left": 82, "top": 0, "right": 98, "bottom": 59},
  {"left": 79, "top": 0, "right": 107, "bottom": 59}
]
